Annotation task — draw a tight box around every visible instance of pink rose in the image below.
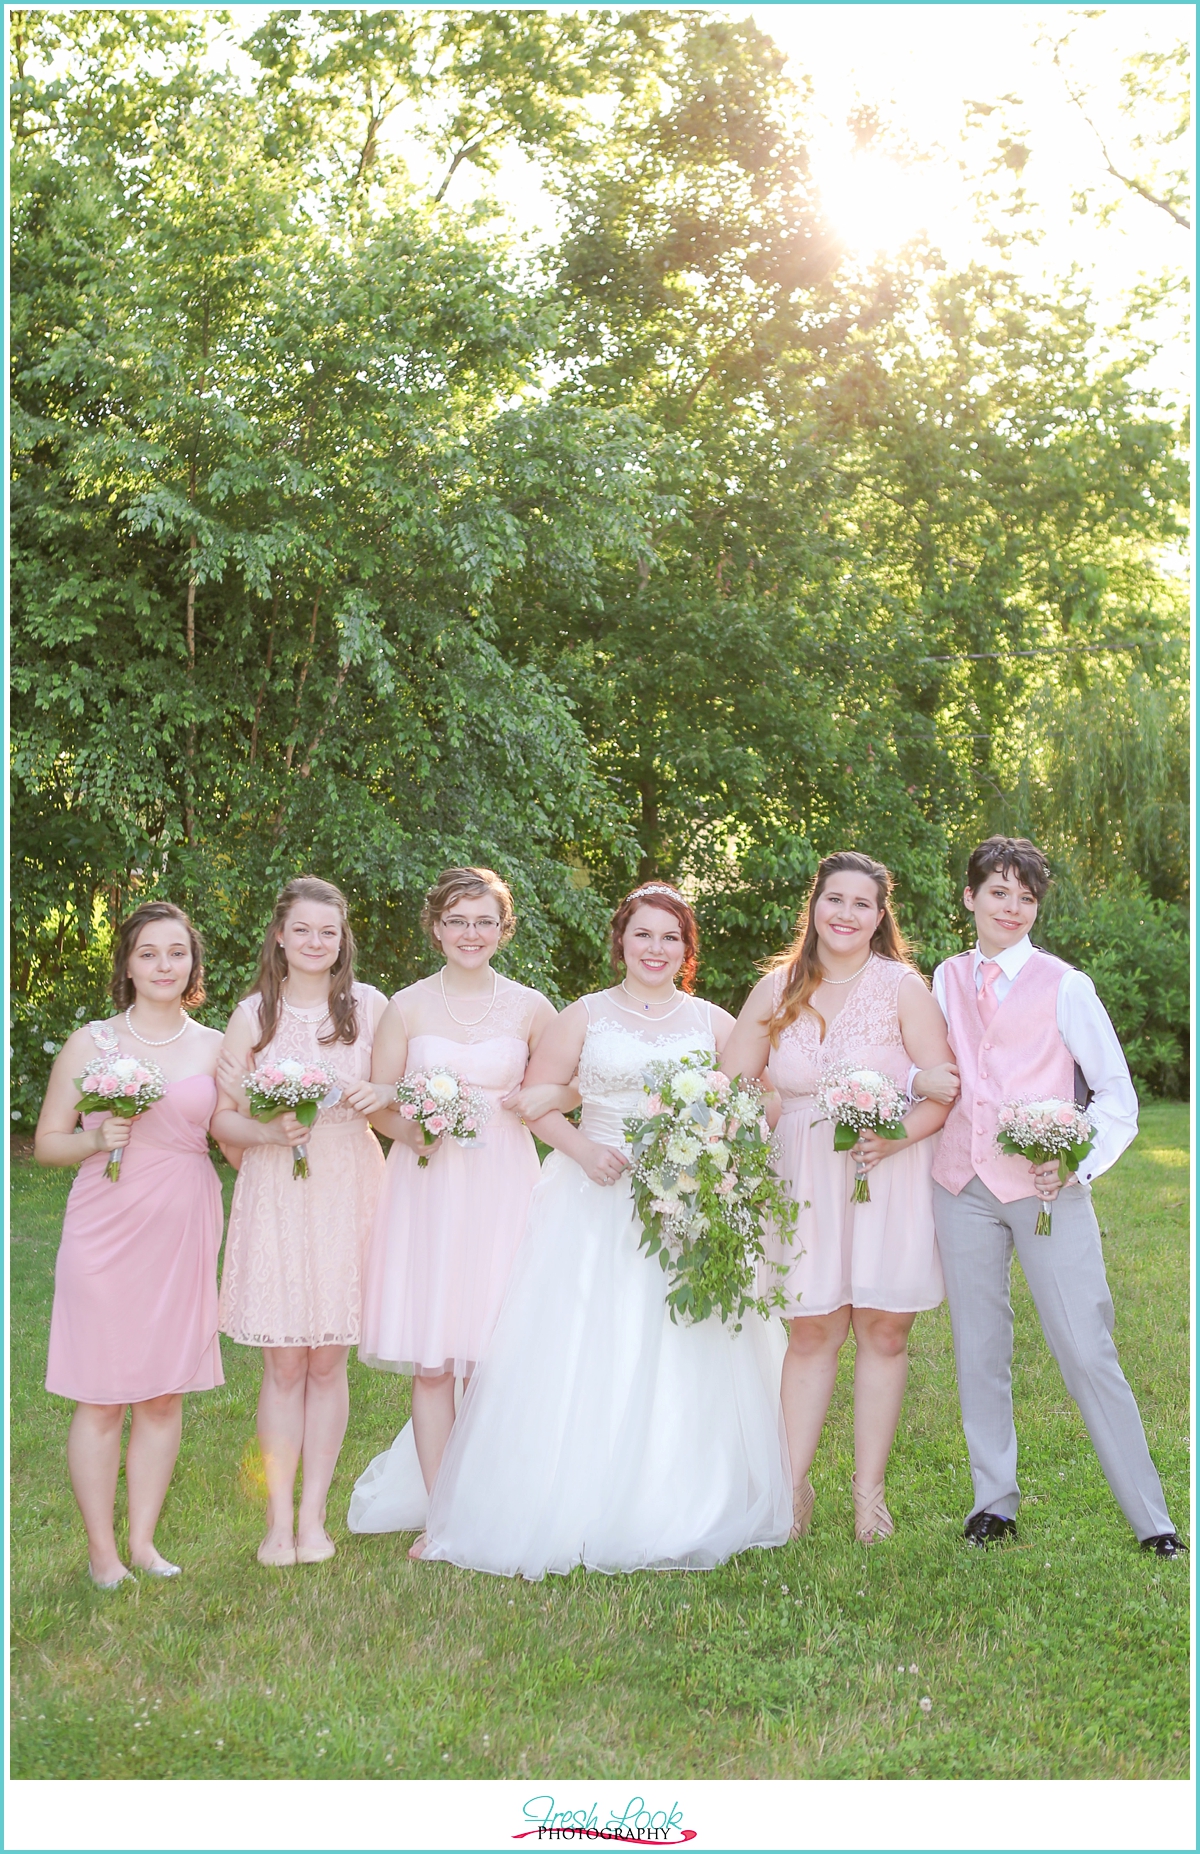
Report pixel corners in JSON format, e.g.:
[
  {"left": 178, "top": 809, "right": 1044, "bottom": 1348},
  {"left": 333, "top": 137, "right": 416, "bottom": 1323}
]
[
  {"left": 1055, "top": 1106, "right": 1075, "bottom": 1126},
  {"left": 716, "top": 1174, "right": 736, "bottom": 1196},
  {"left": 710, "top": 1071, "right": 731, "bottom": 1095},
  {"left": 427, "top": 1115, "right": 448, "bottom": 1134},
  {"left": 133, "top": 1066, "right": 152, "bottom": 1084},
  {"left": 727, "top": 1119, "right": 740, "bottom": 1138},
  {"left": 98, "top": 1076, "right": 119, "bottom": 1096},
  {"left": 830, "top": 1088, "right": 849, "bottom": 1107},
  {"left": 398, "top": 1103, "right": 417, "bottom": 1119},
  {"left": 421, "top": 1099, "right": 437, "bottom": 1115},
  {"left": 758, "top": 1116, "right": 770, "bottom": 1138},
  {"left": 463, "top": 1117, "right": 477, "bottom": 1132},
  {"left": 646, "top": 1094, "right": 664, "bottom": 1116},
  {"left": 123, "top": 1081, "right": 140, "bottom": 1097},
  {"left": 854, "top": 1090, "right": 874, "bottom": 1111}
]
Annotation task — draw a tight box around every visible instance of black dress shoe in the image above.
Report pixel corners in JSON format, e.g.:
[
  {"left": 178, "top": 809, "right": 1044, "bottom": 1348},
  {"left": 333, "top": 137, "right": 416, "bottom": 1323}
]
[
  {"left": 963, "top": 1511, "right": 1017, "bottom": 1547},
  {"left": 1140, "top": 1532, "right": 1188, "bottom": 1559}
]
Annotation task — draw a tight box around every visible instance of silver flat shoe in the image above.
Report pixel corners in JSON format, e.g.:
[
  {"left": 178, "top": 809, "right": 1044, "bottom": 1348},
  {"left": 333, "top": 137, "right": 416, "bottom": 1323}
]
[
  {"left": 136, "top": 1560, "right": 181, "bottom": 1578},
  {"left": 89, "top": 1565, "right": 134, "bottom": 1590}
]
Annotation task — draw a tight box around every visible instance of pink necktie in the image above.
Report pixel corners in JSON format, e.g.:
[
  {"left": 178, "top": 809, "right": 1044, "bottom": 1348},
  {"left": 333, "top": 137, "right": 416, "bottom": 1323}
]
[{"left": 976, "top": 959, "right": 1001, "bottom": 1028}]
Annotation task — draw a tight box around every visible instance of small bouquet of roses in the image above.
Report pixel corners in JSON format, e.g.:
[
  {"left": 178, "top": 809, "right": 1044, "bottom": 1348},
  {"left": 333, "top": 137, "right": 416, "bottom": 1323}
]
[
  {"left": 996, "top": 1097, "right": 1095, "bottom": 1234},
  {"left": 244, "top": 1059, "right": 337, "bottom": 1179},
  {"left": 625, "top": 1050, "right": 798, "bottom": 1328},
  {"left": 813, "top": 1065, "right": 907, "bottom": 1203},
  {"left": 394, "top": 1068, "right": 491, "bottom": 1168},
  {"left": 75, "top": 1055, "right": 168, "bottom": 1181}
]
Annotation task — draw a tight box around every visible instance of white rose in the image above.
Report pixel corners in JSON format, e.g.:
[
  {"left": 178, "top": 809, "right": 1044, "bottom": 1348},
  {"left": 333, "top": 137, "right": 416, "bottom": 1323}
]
[
  {"left": 427, "top": 1072, "right": 460, "bottom": 1101},
  {"left": 278, "top": 1059, "right": 304, "bottom": 1080},
  {"left": 111, "top": 1057, "right": 139, "bottom": 1079}
]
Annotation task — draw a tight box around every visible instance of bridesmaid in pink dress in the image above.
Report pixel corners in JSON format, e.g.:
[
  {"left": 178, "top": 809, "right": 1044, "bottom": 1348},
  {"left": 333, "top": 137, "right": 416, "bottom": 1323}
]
[
  {"left": 213, "top": 877, "right": 388, "bottom": 1568},
  {"left": 722, "top": 852, "right": 955, "bottom": 1545},
  {"left": 356, "top": 867, "right": 573, "bottom": 1528},
  {"left": 35, "top": 902, "right": 225, "bottom": 1588}
]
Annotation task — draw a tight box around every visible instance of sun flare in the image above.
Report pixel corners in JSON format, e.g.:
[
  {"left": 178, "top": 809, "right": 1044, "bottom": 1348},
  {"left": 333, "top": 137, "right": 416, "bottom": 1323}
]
[{"left": 815, "top": 149, "right": 957, "bottom": 255}]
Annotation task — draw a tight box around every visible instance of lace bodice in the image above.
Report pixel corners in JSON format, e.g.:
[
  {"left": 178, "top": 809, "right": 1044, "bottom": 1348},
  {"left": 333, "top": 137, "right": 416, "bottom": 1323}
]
[
  {"left": 770, "top": 957, "right": 917, "bottom": 1104},
  {"left": 577, "top": 994, "right": 716, "bottom": 1145},
  {"left": 239, "top": 982, "right": 386, "bottom": 1125}
]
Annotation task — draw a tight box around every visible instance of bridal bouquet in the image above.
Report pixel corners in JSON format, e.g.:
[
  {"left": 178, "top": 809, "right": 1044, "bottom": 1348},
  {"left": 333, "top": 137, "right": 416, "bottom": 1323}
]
[
  {"left": 245, "top": 1059, "right": 337, "bottom": 1179},
  {"left": 812, "top": 1066, "right": 907, "bottom": 1203},
  {"left": 625, "top": 1051, "right": 797, "bottom": 1329},
  {"left": 75, "top": 1055, "right": 167, "bottom": 1181},
  {"left": 997, "top": 1097, "right": 1095, "bottom": 1235},
  {"left": 394, "top": 1069, "right": 491, "bottom": 1168}
]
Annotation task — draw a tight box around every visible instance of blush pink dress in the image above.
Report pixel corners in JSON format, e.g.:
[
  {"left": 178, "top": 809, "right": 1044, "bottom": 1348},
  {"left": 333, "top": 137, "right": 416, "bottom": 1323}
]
[
  {"left": 358, "top": 979, "right": 544, "bottom": 1379},
  {"left": 46, "top": 1022, "right": 224, "bottom": 1404},
  {"left": 764, "top": 956, "right": 944, "bottom": 1318},
  {"left": 218, "top": 982, "right": 387, "bottom": 1348}
]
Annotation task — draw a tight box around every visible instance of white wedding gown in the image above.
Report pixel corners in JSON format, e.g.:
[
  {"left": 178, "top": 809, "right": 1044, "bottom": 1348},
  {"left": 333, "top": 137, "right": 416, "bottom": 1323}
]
[{"left": 349, "top": 995, "right": 791, "bottom": 1577}]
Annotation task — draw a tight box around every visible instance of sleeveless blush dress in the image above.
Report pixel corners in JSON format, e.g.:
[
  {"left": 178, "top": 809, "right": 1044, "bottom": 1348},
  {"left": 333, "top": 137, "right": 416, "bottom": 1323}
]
[
  {"left": 218, "top": 982, "right": 387, "bottom": 1348},
  {"left": 764, "top": 956, "right": 944, "bottom": 1317},
  {"left": 46, "top": 1024, "right": 224, "bottom": 1404}
]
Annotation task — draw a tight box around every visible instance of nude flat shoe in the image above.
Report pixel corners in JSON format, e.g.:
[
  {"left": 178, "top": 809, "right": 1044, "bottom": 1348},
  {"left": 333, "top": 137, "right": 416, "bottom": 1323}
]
[
  {"left": 257, "top": 1536, "right": 298, "bottom": 1568},
  {"left": 407, "top": 1531, "right": 429, "bottom": 1562},
  {"left": 89, "top": 1564, "right": 134, "bottom": 1590},
  {"left": 789, "top": 1479, "right": 815, "bottom": 1540},
  {"left": 295, "top": 1532, "right": 336, "bottom": 1565},
  {"left": 852, "top": 1473, "right": 894, "bottom": 1544}
]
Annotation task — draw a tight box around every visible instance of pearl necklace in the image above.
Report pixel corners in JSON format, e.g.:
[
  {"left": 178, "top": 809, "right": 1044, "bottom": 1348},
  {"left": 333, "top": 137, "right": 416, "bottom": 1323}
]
[
  {"left": 617, "top": 980, "right": 687, "bottom": 1021},
  {"left": 124, "top": 1006, "right": 190, "bottom": 1047},
  {"left": 439, "top": 967, "right": 497, "bottom": 1027},
  {"left": 817, "top": 955, "right": 873, "bottom": 986},
  {"left": 281, "top": 992, "right": 330, "bottom": 1025}
]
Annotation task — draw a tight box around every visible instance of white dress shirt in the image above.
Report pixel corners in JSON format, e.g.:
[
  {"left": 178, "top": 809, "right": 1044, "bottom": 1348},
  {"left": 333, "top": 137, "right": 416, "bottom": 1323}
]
[{"left": 927, "top": 936, "right": 1139, "bottom": 1183}]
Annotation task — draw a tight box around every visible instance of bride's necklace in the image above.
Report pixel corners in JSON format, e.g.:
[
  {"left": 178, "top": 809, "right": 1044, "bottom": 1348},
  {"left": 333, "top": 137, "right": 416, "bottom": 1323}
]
[
  {"left": 280, "top": 987, "right": 330, "bottom": 1025},
  {"left": 617, "top": 980, "right": 686, "bottom": 1021},
  {"left": 440, "top": 967, "right": 497, "bottom": 1027},
  {"left": 125, "top": 1006, "right": 189, "bottom": 1047},
  {"left": 817, "top": 954, "right": 873, "bottom": 987}
]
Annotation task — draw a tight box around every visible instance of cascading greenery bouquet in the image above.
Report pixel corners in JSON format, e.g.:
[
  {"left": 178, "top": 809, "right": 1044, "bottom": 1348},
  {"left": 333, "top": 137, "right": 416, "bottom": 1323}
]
[{"left": 625, "top": 1050, "right": 798, "bottom": 1328}]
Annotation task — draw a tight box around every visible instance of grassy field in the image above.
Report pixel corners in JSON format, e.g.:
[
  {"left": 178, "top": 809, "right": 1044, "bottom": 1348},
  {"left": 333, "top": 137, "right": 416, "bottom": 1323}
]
[{"left": 9, "top": 1105, "right": 1191, "bottom": 1781}]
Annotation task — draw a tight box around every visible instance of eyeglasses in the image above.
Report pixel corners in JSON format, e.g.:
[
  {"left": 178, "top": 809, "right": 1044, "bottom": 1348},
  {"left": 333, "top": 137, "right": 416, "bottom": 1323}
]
[{"left": 441, "top": 916, "right": 501, "bottom": 934}]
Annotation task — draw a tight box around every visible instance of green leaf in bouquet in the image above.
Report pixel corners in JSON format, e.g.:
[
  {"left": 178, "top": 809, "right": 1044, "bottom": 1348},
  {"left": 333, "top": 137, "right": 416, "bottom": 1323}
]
[
  {"left": 294, "top": 1099, "right": 320, "bottom": 1130},
  {"left": 833, "top": 1123, "right": 859, "bottom": 1152}
]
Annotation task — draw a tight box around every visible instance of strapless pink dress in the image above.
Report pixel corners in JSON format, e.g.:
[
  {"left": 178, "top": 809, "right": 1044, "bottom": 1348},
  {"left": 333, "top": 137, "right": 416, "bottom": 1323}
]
[
  {"left": 359, "top": 1031, "right": 541, "bottom": 1378},
  {"left": 46, "top": 1074, "right": 224, "bottom": 1404},
  {"left": 764, "top": 956, "right": 944, "bottom": 1317}
]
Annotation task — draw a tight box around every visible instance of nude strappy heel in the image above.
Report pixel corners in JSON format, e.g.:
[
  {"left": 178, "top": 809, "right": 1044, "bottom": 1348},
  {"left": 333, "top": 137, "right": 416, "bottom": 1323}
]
[
  {"left": 789, "top": 1479, "right": 815, "bottom": 1540},
  {"left": 852, "top": 1474, "right": 894, "bottom": 1544}
]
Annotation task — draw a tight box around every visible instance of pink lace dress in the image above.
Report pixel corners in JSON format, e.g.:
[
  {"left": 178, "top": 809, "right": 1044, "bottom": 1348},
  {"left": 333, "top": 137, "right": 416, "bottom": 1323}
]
[
  {"left": 358, "top": 978, "right": 545, "bottom": 1379},
  {"left": 218, "top": 983, "right": 387, "bottom": 1348},
  {"left": 765, "top": 956, "right": 944, "bottom": 1317},
  {"left": 46, "top": 1021, "right": 224, "bottom": 1404}
]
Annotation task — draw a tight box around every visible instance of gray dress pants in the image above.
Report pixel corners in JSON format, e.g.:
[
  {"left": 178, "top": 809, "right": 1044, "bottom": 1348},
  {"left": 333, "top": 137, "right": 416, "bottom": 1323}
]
[{"left": 933, "top": 1175, "right": 1173, "bottom": 1540}]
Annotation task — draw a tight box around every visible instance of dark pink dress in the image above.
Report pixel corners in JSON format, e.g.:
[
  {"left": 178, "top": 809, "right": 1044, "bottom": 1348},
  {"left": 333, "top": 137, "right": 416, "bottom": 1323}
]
[{"left": 46, "top": 1029, "right": 224, "bottom": 1404}]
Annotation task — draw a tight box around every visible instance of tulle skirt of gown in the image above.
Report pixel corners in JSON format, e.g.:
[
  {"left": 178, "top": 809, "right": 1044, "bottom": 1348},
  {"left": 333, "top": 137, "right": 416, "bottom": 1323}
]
[
  {"left": 765, "top": 1101, "right": 944, "bottom": 1317},
  {"left": 350, "top": 1148, "right": 792, "bottom": 1575}
]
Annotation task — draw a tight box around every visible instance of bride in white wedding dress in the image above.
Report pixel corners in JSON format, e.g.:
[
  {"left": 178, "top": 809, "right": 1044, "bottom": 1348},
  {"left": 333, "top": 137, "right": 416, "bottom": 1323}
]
[{"left": 349, "top": 884, "right": 791, "bottom": 1578}]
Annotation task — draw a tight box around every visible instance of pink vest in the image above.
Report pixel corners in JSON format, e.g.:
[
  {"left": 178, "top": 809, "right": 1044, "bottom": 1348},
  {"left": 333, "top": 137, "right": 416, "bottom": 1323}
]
[{"left": 933, "top": 949, "right": 1075, "bottom": 1203}]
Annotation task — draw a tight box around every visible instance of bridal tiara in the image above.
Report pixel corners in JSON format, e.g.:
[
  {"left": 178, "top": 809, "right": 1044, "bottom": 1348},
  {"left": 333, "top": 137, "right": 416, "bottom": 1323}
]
[{"left": 628, "top": 884, "right": 685, "bottom": 902}]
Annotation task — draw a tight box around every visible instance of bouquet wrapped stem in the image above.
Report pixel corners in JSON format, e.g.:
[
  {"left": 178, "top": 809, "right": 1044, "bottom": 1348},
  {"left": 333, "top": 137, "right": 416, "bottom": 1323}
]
[
  {"left": 245, "top": 1061, "right": 338, "bottom": 1179},
  {"left": 813, "top": 1068, "right": 908, "bottom": 1203},
  {"left": 996, "top": 1098, "right": 1096, "bottom": 1234},
  {"left": 625, "top": 1051, "right": 798, "bottom": 1328},
  {"left": 74, "top": 1056, "right": 167, "bottom": 1181},
  {"left": 394, "top": 1069, "right": 491, "bottom": 1167}
]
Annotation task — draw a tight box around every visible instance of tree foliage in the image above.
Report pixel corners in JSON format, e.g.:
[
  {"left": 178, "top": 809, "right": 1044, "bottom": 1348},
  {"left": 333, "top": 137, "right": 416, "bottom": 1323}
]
[{"left": 9, "top": 7, "right": 1189, "bottom": 1121}]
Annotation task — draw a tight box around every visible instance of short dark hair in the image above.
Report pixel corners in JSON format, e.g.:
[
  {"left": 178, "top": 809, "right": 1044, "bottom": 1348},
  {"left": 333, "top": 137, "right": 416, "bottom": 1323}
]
[
  {"left": 111, "top": 902, "right": 206, "bottom": 1009},
  {"left": 965, "top": 836, "right": 1052, "bottom": 903}
]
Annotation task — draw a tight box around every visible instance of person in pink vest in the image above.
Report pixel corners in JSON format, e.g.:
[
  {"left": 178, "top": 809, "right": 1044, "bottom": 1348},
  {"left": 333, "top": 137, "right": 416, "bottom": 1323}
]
[{"left": 914, "top": 836, "right": 1184, "bottom": 1558}]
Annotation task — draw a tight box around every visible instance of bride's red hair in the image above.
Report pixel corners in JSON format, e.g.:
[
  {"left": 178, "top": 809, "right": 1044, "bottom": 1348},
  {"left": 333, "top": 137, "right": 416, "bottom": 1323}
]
[{"left": 608, "top": 885, "right": 699, "bottom": 993}]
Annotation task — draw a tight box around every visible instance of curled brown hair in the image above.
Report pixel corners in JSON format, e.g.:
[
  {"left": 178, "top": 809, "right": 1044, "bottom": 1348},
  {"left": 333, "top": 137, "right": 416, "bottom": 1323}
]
[
  {"left": 249, "top": 876, "right": 359, "bottom": 1057},
  {"left": 764, "top": 852, "right": 917, "bottom": 1042},
  {"left": 608, "top": 884, "right": 699, "bottom": 993},
  {"left": 110, "top": 902, "right": 206, "bottom": 1010},
  {"left": 419, "top": 867, "right": 517, "bottom": 950},
  {"left": 966, "top": 835, "right": 1052, "bottom": 903}
]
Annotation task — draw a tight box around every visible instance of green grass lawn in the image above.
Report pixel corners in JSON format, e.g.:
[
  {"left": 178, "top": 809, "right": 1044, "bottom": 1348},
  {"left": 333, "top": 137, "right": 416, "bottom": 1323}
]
[{"left": 9, "top": 1104, "right": 1191, "bottom": 1780}]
